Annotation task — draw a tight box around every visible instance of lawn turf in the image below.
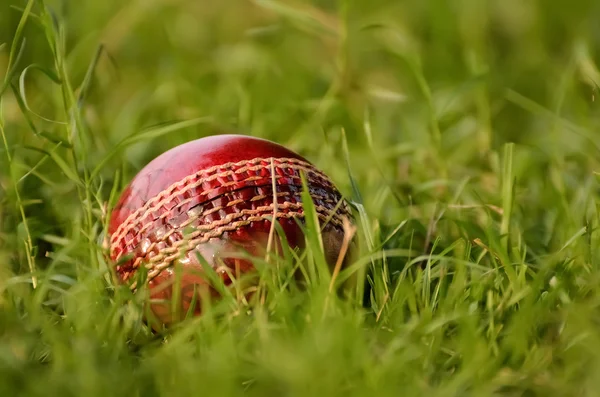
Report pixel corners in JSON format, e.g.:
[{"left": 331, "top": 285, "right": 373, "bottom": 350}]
[{"left": 2, "top": 0, "right": 600, "bottom": 396}]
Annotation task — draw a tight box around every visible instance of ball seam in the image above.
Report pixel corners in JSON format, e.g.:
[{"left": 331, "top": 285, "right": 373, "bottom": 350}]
[
  {"left": 124, "top": 201, "right": 347, "bottom": 290},
  {"left": 110, "top": 157, "right": 334, "bottom": 246}
]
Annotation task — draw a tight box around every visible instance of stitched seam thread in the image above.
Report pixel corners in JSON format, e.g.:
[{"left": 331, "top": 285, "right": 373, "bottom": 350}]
[
  {"left": 123, "top": 201, "right": 347, "bottom": 289},
  {"left": 111, "top": 157, "right": 331, "bottom": 245}
]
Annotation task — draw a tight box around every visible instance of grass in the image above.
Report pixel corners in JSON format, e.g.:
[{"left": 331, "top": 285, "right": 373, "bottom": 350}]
[{"left": 1, "top": 0, "right": 600, "bottom": 395}]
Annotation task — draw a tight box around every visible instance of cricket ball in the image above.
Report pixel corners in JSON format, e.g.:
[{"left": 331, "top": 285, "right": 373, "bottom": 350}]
[{"left": 108, "top": 134, "right": 353, "bottom": 325}]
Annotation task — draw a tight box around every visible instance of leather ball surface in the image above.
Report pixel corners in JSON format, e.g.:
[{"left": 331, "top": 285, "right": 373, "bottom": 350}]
[{"left": 108, "top": 134, "right": 353, "bottom": 325}]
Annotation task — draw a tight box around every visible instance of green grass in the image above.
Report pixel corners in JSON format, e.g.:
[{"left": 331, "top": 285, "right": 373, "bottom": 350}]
[{"left": 1, "top": 0, "right": 600, "bottom": 395}]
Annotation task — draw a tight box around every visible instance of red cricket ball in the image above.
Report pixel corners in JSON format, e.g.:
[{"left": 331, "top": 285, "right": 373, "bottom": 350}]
[{"left": 108, "top": 134, "right": 353, "bottom": 325}]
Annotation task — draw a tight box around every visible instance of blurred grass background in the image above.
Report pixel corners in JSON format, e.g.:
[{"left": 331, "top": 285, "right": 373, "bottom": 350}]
[{"left": 2, "top": 0, "right": 600, "bottom": 396}]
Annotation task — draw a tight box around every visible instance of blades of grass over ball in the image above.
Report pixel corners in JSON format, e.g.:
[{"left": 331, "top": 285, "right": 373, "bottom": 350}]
[
  {"left": 133, "top": 267, "right": 172, "bottom": 332},
  {"left": 218, "top": 258, "right": 252, "bottom": 309},
  {"left": 194, "top": 251, "right": 236, "bottom": 308},
  {"left": 184, "top": 284, "right": 200, "bottom": 322},
  {"left": 265, "top": 158, "right": 278, "bottom": 263},
  {"left": 168, "top": 259, "right": 185, "bottom": 323},
  {"left": 318, "top": 191, "right": 349, "bottom": 234},
  {"left": 272, "top": 220, "right": 297, "bottom": 277},
  {"left": 260, "top": 217, "right": 297, "bottom": 298},
  {"left": 299, "top": 170, "right": 329, "bottom": 287}
]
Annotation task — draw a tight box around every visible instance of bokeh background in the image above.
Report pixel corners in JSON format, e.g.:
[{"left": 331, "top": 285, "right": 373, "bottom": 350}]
[
  {"left": 2, "top": 1, "right": 600, "bottom": 395},
  {"left": 2, "top": 0, "right": 600, "bottom": 276}
]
